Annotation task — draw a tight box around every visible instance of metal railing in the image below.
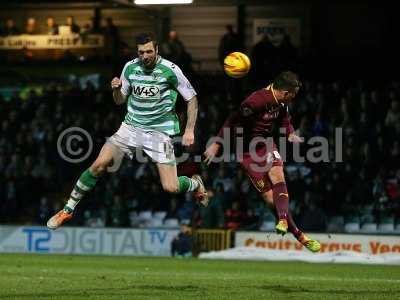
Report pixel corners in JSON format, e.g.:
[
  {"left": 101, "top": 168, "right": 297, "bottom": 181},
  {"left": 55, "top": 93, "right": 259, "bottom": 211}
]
[{"left": 192, "top": 229, "right": 232, "bottom": 256}]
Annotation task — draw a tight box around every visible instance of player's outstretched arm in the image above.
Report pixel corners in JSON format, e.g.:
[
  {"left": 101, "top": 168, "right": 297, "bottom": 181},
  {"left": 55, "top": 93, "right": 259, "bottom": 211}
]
[
  {"left": 281, "top": 106, "right": 304, "bottom": 143},
  {"left": 182, "top": 96, "right": 198, "bottom": 146},
  {"left": 111, "top": 77, "right": 127, "bottom": 105},
  {"left": 288, "top": 132, "right": 304, "bottom": 143},
  {"left": 203, "top": 110, "right": 242, "bottom": 165},
  {"left": 204, "top": 142, "right": 221, "bottom": 165}
]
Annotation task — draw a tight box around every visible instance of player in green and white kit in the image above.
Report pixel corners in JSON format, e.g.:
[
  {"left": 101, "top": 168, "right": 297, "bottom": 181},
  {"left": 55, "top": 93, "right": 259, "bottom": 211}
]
[{"left": 47, "top": 33, "right": 208, "bottom": 229}]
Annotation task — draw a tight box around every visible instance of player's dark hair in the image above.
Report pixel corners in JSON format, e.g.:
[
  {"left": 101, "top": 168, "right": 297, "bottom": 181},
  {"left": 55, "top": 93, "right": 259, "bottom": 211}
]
[
  {"left": 135, "top": 33, "right": 158, "bottom": 48},
  {"left": 273, "top": 71, "right": 302, "bottom": 91}
]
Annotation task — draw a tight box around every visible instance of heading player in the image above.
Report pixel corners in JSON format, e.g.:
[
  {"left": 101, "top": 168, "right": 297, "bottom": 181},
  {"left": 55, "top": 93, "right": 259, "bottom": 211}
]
[
  {"left": 204, "top": 71, "right": 320, "bottom": 252},
  {"left": 47, "top": 33, "right": 208, "bottom": 229}
]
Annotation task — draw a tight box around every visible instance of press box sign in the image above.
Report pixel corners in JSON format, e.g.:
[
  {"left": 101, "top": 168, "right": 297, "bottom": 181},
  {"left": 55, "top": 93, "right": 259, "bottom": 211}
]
[
  {"left": 0, "top": 34, "right": 104, "bottom": 50},
  {"left": 0, "top": 226, "right": 178, "bottom": 256}
]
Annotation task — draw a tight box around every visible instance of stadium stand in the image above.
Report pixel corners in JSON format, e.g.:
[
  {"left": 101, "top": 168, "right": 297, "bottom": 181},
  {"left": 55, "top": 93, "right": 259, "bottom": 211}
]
[{"left": 0, "top": 74, "right": 399, "bottom": 233}]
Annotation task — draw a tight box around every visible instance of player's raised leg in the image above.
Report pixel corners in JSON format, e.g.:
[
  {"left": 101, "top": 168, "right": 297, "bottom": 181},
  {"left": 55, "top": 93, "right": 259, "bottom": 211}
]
[
  {"left": 157, "top": 163, "right": 209, "bottom": 207},
  {"left": 47, "top": 143, "right": 116, "bottom": 230},
  {"left": 262, "top": 190, "right": 321, "bottom": 253},
  {"left": 268, "top": 166, "right": 291, "bottom": 234}
]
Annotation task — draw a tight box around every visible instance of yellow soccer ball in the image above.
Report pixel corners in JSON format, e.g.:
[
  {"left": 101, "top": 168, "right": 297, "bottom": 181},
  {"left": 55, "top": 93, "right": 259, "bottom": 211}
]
[{"left": 223, "top": 52, "right": 251, "bottom": 78}]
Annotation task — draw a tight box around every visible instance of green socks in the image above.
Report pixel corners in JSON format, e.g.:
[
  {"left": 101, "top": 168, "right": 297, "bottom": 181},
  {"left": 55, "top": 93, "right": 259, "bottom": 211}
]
[
  {"left": 177, "top": 176, "right": 199, "bottom": 193},
  {"left": 64, "top": 169, "right": 99, "bottom": 212}
]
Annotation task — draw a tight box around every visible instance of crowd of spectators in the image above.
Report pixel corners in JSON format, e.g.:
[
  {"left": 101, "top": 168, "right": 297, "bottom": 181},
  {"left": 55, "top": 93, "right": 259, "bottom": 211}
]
[
  {"left": 0, "top": 16, "right": 105, "bottom": 36},
  {"left": 0, "top": 71, "right": 399, "bottom": 232},
  {"left": 0, "top": 23, "right": 399, "bottom": 232},
  {"left": 0, "top": 16, "right": 123, "bottom": 74}
]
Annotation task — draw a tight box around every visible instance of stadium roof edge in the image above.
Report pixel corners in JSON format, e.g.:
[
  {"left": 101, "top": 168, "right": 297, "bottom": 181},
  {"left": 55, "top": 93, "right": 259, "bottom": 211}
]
[
  {"left": 0, "top": 0, "right": 371, "bottom": 9},
  {"left": 0, "top": 0, "right": 118, "bottom": 9}
]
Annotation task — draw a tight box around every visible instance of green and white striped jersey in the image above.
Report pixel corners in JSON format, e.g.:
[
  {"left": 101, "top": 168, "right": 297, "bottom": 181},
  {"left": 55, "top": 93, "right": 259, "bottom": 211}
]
[{"left": 120, "top": 56, "right": 197, "bottom": 136}]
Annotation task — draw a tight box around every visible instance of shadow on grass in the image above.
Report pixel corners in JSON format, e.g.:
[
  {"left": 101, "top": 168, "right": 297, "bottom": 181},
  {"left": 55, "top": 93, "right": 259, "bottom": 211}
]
[
  {"left": 0, "top": 284, "right": 205, "bottom": 299},
  {"left": 257, "top": 285, "right": 400, "bottom": 295}
]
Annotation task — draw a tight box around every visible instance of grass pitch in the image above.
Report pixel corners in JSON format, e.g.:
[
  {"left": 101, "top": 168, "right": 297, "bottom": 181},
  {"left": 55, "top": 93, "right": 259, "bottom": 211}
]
[{"left": 0, "top": 253, "right": 399, "bottom": 300}]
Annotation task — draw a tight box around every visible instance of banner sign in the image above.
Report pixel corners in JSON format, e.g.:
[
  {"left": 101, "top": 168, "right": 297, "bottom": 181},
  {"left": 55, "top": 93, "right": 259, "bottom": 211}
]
[
  {"left": 0, "top": 34, "right": 104, "bottom": 50},
  {"left": 236, "top": 232, "right": 400, "bottom": 255},
  {"left": 0, "top": 226, "right": 178, "bottom": 256},
  {"left": 253, "top": 18, "right": 301, "bottom": 47}
]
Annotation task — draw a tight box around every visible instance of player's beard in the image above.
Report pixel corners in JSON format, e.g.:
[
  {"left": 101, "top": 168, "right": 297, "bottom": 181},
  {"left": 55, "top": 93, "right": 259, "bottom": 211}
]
[{"left": 142, "top": 55, "right": 157, "bottom": 69}]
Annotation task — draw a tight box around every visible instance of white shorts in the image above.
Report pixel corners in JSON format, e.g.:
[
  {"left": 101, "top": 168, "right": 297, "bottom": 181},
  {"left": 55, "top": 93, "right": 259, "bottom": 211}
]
[{"left": 107, "top": 122, "right": 175, "bottom": 164}]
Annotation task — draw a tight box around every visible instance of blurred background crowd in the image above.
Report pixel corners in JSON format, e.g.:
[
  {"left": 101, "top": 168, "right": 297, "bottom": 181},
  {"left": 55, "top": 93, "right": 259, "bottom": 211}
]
[
  {"left": 1, "top": 1, "right": 399, "bottom": 234},
  {"left": 0, "top": 71, "right": 399, "bottom": 232},
  {"left": 0, "top": 16, "right": 96, "bottom": 36}
]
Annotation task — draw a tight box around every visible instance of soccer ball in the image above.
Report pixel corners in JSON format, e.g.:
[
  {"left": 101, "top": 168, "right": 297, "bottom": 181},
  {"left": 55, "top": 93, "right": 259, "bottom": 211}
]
[{"left": 223, "top": 52, "right": 251, "bottom": 78}]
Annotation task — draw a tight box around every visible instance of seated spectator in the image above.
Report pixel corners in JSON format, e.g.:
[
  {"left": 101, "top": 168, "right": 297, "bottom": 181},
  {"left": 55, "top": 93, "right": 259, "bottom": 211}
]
[
  {"left": 224, "top": 201, "right": 244, "bottom": 230},
  {"left": 162, "top": 30, "right": 185, "bottom": 64},
  {"left": 25, "top": 17, "right": 38, "bottom": 35},
  {"left": 171, "top": 222, "right": 192, "bottom": 257},
  {"left": 165, "top": 196, "right": 179, "bottom": 219},
  {"left": 66, "top": 16, "right": 80, "bottom": 34},
  {"left": 199, "top": 188, "right": 225, "bottom": 228},
  {"left": 212, "top": 165, "right": 234, "bottom": 193},
  {"left": 298, "top": 193, "right": 327, "bottom": 232},
  {"left": 312, "top": 112, "right": 328, "bottom": 137},
  {"left": 177, "top": 193, "right": 195, "bottom": 221},
  {"left": 250, "top": 34, "right": 279, "bottom": 88},
  {"left": 386, "top": 170, "right": 400, "bottom": 202},
  {"left": 218, "top": 24, "right": 241, "bottom": 66},
  {"left": 109, "top": 195, "right": 127, "bottom": 227},
  {"left": 161, "top": 30, "right": 193, "bottom": 75},
  {"left": 103, "top": 17, "right": 120, "bottom": 45},
  {"left": 37, "top": 197, "right": 53, "bottom": 225},
  {"left": 80, "top": 23, "right": 93, "bottom": 39},
  {"left": 46, "top": 16, "right": 58, "bottom": 35},
  {"left": 3, "top": 18, "right": 20, "bottom": 36},
  {"left": 242, "top": 208, "right": 261, "bottom": 230},
  {"left": 385, "top": 100, "right": 399, "bottom": 128}
]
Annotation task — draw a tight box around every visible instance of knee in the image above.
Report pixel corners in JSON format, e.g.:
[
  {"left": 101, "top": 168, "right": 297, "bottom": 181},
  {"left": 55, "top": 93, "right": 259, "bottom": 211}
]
[
  {"left": 262, "top": 191, "right": 274, "bottom": 207},
  {"left": 90, "top": 160, "right": 111, "bottom": 176},
  {"left": 268, "top": 167, "right": 285, "bottom": 184},
  {"left": 162, "top": 181, "right": 179, "bottom": 194}
]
